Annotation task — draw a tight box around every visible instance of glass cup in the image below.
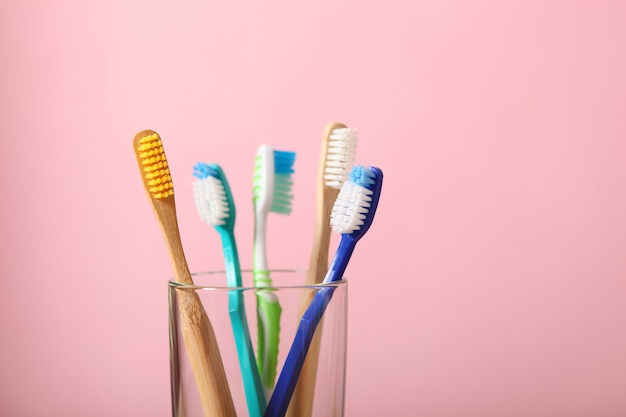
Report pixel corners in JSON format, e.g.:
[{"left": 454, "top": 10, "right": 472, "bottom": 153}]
[{"left": 168, "top": 269, "right": 348, "bottom": 417}]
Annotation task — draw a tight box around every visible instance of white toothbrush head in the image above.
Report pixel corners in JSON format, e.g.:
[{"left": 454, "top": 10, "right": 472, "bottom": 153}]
[
  {"left": 330, "top": 165, "right": 382, "bottom": 238},
  {"left": 193, "top": 162, "right": 234, "bottom": 229},
  {"left": 324, "top": 127, "right": 357, "bottom": 189}
]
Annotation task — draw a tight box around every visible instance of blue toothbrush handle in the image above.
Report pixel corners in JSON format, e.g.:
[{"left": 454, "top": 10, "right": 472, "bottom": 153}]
[
  {"left": 263, "top": 286, "right": 336, "bottom": 417},
  {"left": 323, "top": 235, "right": 356, "bottom": 284},
  {"left": 264, "top": 235, "right": 355, "bottom": 417}
]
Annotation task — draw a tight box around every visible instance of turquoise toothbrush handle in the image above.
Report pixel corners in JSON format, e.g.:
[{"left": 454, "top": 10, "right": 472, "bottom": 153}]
[
  {"left": 221, "top": 231, "right": 267, "bottom": 417},
  {"left": 228, "top": 293, "right": 266, "bottom": 416}
]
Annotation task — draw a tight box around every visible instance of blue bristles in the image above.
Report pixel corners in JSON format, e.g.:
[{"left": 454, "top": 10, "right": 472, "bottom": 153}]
[
  {"left": 271, "top": 150, "right": 296, "bottom": 215},
  {"left": 273, "top": 150, "right": 296, "bottom": 174},
  {"left": 349, "top": 165, "right": 376, "bottom": 187},
  {"left": 193, "top": 162, "right": 219, "bottom": 180}
]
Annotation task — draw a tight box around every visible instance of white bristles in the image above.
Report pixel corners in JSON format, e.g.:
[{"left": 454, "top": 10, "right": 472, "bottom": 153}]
[
  {"left": 324, "top": 127, "right": 357, "bottom": 189},
  {"left": 193, "top": 177, "right": 230, "bottom": 226},
  {"left": 330, "top": 180, "right": 373, "bottom": 234}
]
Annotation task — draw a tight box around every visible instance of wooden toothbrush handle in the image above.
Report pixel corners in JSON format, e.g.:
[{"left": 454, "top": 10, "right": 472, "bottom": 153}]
[
  {"left": 134, "top": 131, "right": 236, "bottom": 416},
  {"left": 177, "top": 290, "right": 237, "bottom": 417}
]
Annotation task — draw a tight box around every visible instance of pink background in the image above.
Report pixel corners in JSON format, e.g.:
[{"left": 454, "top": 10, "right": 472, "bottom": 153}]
[{"left": 1, "top": 1, "right": 626, "bottom": 416}]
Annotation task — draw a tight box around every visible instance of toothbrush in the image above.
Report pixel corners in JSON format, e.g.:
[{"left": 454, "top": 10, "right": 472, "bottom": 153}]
[
  {"left": 133, "top": 130, "right": 236, "bottom": 417},
  {"left": 287, "top": 123, "right": 356, "bottom": 417},
  {"left": 192, "top": 162, "right": 267, "bottom": 417},
  {"left": 252, "top": 144, "right": 296, "bottom": 397},
  {"left": 264, "top": 165, "right": 383, "bottom": 417}
]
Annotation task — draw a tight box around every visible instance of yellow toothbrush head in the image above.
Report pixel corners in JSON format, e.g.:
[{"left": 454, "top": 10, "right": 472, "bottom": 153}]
[
  {"left": 133, "top": 129, "right": 190, "bottom": 284},
  {"left": 133, "top": 129, "right": 174, "bottom": 200}
]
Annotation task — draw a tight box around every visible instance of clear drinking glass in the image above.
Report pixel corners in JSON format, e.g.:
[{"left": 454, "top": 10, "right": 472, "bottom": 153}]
[{"left": 168, "top": 269, "right": 348, "bottom": 417}]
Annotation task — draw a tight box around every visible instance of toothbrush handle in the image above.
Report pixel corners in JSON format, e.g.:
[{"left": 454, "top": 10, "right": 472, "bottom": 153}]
[
  {"left": 221, "top": 231, "right": 267, "bottom": 416},
  {"left": 254, "top": 270, "right": 283, "bottom": 392},
  {"left": 252, "top": 211, "right": 282, "bottom": 393},
  {"left": 176, "top": 290, "right": 238, "bottom": 417},
  {"left": 253, "top": 209, "right": 269, "bottom": 273},
  {"left": 286, "top": 187, "right": 338, "bottom": 417},
  {"left": 276, "top": 236, "right": 355, "bottom": 416},
  {"left": 264, "top": 286, "right": 336, "bottom": 417},
  {"left": 257, "top": 290, "right": 282, "bottom": 392},
  {"left": 229, "top": 291, "right": 267, "bottom": 417},
  {"left": 324, "top": 235, "right": 357, "bottom": 284}
]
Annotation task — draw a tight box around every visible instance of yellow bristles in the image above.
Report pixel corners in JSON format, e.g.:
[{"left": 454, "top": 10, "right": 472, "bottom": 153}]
[{"left": 136, "top": 133, "right": 174, "bottom": 199}]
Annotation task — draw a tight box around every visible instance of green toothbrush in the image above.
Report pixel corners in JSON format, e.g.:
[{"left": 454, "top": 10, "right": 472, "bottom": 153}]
[{"left": 252, "top": 144, "right": 296, "bottom": 398}]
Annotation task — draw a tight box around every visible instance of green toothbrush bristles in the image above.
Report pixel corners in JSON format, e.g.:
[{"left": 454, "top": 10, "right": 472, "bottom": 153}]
[
  {"left": 271, "top": 150, "right": 295, "bottom": 215},
  {"left": 271, "top": 173, "right": 294, "bottom": 214}
]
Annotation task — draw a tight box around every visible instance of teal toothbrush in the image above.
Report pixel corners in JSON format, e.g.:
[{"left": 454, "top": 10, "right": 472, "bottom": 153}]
[
  {"left": 252, "top": 145, "right": 296, "bottom": 398},
  {"left": 193, "top": 162, "right": 266, "bottom": 417}
]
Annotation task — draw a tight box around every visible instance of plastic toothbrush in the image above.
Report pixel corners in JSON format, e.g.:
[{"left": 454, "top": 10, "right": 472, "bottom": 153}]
[
  {"left": 252, "top": 144, "right": 296, "bottom": 398},
  {"left": 193, "top": 162, "right": 266, "bottom": 417},
  {"left": 133, "top": 130, "right": 236, "bottom": 417},
  {"left": 287, "top": 123, "right": 356, "bottom": 417},
  {"left": 264, "top": 165, "right": 383, "bottom": 417}
]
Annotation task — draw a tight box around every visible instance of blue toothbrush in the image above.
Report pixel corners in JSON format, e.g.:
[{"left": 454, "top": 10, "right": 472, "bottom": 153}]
[
  {"left": 264, "top": 165, "right": 383, "bottom": 417},
  {"left": 193, "top": 162, "right": 267, "bottom": 417}
]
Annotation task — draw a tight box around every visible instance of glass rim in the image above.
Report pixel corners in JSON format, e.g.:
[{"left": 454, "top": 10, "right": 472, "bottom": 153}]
[{"left": 168, "top": 268, "right": 348, "bottom": 291}]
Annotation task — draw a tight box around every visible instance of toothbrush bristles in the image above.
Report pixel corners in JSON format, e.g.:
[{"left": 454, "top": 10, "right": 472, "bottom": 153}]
[
  {"left": 137, "top": 133, "right": 174, "bottom": 199},
  {"left": 324, "top": 127, "right": 357, "bottom": 189},
  {"left": 274, "top": 150, "right": 296, "bottom": 174},
  {"left": 271, "top": 149, "right": 296, "bottom": 214},
  {"left": 193, "top": 176, "right": 230, "bottom": 226},
  {"left": 330, "top": 166, "right": 376, "bottom": 234}
]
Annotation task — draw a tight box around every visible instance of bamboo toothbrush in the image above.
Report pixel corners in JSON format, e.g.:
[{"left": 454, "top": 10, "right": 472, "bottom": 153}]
[
  {"left": 133, "top": 130, "right": 236, "bottom": 417},
  {"left": 286, "top": 123, "right": 356, "bottom": 417},
  {"left": 193, "top": 162, "right": 266, "bottom": 417},
  {"left": 265, "top": 165, "right": 383, "bottom": 417},
  {"left": 252, "top": 144, "right": 296, "bottom": 398}
]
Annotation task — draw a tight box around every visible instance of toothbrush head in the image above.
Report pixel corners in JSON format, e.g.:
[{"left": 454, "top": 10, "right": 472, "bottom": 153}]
[
  {"left": 193, "top": 162, "right": 235, "bottom": 230},
  {"left": 324, "top": 126, "right": 357, "bottom": 189},
  {"left": 134, "top": 130, "right": 174, "bottom": 200},
  {"left": 252, "top": 144, "right": 296, "bottom": 215},
  {"left": 330, "top": 165, "right": 383, "bottom": 241}
]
